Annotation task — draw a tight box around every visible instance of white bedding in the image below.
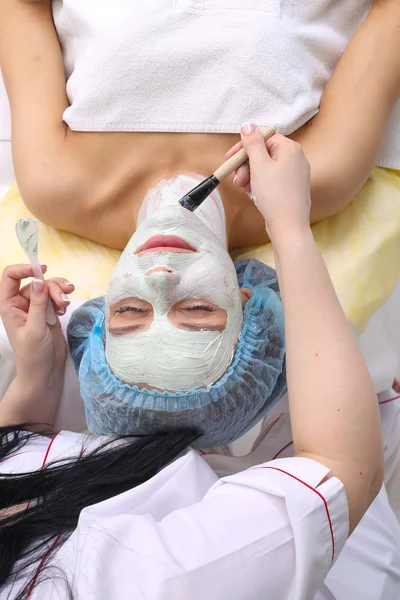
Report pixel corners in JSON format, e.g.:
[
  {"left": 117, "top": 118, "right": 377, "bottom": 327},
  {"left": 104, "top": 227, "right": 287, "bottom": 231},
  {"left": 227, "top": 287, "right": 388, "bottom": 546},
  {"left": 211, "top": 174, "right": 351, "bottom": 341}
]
[{"left": 0, "top": 71, "right": 14, "bottom": 199}]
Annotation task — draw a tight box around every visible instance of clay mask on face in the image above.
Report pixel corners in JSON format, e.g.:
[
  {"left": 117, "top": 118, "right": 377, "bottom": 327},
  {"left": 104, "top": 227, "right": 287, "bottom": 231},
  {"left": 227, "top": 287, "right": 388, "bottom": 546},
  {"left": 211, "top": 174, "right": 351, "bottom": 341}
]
[
  {"left": 105, "top": 182, "right": 243, "bottom": 392},
  {"left": 137, "top": 174, "right": 227, "bottom": 246}
]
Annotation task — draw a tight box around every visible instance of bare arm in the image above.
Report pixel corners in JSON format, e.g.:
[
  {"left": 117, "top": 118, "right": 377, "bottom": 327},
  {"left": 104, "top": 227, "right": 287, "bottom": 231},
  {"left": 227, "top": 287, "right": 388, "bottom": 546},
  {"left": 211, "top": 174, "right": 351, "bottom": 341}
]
[
  {"left": 0, "top": 0, "right": 146, "bottom": 247},
  {"left": 0, "top": 0, "right": 69, "bottom": 189},
  {"left": 274, "top": 229, "right": 383, "bottom": 532},
  {"left": 241, "top": 129, "right": 383, "bottom": 533},
  {"left": 0, "top": 0, "right": 134, "bottom": 248},
  {"left": 0, "top": 379, "right": 61, "bottom": 432},
  {"left": 0, "top": 265, "right": 67, "bottom": 432},
  {"left": 292, "top": 0, "right": 400, "bottom": 219}
]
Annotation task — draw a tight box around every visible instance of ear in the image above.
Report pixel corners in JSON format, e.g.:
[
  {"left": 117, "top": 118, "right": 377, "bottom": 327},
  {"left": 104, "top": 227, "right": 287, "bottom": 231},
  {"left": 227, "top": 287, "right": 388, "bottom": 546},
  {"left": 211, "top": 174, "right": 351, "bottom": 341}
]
[{"left": 240, "top": 288, "right": 252, "bottom": 309}]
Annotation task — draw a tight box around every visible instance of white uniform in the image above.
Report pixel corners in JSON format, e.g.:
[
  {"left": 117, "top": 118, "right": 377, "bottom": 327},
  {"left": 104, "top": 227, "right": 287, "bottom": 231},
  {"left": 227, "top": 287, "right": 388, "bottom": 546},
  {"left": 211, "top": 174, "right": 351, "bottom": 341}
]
[
  {"left": 1, "top": 430, "right": 399, "bottom": 599},
  {"left": 203, "top": 396, "right": 400, "bottom": 599}
]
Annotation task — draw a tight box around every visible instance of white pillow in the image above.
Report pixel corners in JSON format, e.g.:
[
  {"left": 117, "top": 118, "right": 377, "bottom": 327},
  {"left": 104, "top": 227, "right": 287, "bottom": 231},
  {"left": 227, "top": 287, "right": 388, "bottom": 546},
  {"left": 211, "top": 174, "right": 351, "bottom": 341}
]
[{"left": 0, "top": 71, "right": 14, "bottom": 198}]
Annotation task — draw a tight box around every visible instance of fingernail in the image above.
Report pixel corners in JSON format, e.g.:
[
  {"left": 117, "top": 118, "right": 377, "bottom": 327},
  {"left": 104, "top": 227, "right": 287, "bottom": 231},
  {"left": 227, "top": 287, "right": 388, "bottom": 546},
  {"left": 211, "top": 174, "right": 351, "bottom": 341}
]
[
  {"left": 57, "top": 307, "right": 66, "bottom": 316},
  {"left": 241, "top": 123, "right": 255, "bottom": 136},
  {"left": 64, "top": 280, "right": 74, "bottom": 288},
  {"left": 247, "top": 192, "right": 257, "bottom": 205},
  {"left": 233, "top": 175, "right": 238, "bottom": 186},
  {"left": 33, "top": 279, "right": 44, "bottom": 293},
  {"left": 61, "top": 293, "right": 70, "bottom": 303}
]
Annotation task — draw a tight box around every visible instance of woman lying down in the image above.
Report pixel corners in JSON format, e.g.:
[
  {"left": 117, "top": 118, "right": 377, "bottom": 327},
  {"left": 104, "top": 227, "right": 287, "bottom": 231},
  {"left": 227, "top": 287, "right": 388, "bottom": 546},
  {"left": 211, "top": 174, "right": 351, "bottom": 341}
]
[
  {"left": 1, "top": 1, "right": 400, "bottom": 250},
  {"left": 0, "top": 130, "right": 399, "bottom": 600}
]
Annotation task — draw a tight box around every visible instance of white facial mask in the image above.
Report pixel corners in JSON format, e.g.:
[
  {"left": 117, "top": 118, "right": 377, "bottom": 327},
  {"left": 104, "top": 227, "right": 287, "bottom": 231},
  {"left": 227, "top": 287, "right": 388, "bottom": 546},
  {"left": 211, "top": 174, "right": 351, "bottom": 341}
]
[
  {"left": 105, "top": 181, "right": 243, "bottom": 391},
  {"left": 137, "top": 174, "right": 227, "bottom": 246}
]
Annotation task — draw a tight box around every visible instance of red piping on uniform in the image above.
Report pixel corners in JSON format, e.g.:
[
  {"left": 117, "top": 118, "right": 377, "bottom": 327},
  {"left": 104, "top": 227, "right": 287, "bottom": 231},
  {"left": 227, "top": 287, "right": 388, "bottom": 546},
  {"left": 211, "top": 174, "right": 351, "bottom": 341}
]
[
  {"left": 272, "top": 441, "right": 293, "bottom": 460},
  {"left": 255, "top": 466, "right": 335, "bottom": 564},
  {"left": 379, "top": 394, "right": 400, "bottom": 406},
  {"left": 26, "top": 432, "right": 62, "bottom": 597}
]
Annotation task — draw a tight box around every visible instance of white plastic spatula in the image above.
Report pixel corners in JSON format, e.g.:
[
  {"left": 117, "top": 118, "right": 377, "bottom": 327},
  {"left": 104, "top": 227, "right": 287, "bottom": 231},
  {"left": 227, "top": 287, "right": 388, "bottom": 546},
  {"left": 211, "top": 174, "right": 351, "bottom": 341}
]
[{"left": 15, "top": 218, "right": 57, "bottom": 325}]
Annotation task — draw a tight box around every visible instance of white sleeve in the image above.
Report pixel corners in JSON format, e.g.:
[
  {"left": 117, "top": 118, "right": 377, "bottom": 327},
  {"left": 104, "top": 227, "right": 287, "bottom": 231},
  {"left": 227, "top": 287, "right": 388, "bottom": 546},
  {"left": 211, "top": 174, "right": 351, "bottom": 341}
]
[{"left": 70, "top": 456, "right": 349, "bottom": 600}]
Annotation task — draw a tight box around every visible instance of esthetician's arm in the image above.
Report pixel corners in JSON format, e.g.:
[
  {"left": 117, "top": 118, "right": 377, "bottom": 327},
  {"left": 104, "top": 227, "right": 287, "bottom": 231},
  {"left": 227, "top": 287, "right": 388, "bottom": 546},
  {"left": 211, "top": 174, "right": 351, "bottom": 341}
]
[
  {"left": 291, "top": 0, "right": 400, "bottom": 219},
  {"left": 240, "top": 127, "right": 383, "bottom": 533},
  {"left": 0, "top": 265, "right": 70, "bottom": 430},
  {"left": 233, "top": 1, "right": 400, "bottom": 219}
]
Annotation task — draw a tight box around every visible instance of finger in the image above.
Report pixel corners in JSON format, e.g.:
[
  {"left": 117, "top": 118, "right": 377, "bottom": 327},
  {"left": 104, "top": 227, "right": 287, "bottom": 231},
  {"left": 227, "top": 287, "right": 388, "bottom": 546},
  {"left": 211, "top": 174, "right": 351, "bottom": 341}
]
[
  {"left": 20, "top": 279, "right": 72, "bottom": 316},
  {"left": 49, "top": 277, "right": 75, "bottom": 294},
  {"left": 0, "top": 264, "right": 47, "bottom": 303},
  {"left": 26, "top": 279, "right": 52, "bottom": 331},
  {"left": 1, "top": 286, "right": 29, "bottom": 331},
  {"left": 265, "top": 133, "right": 291, "bottom": 160},
  {"left": 20, "top": 277, "right": 74, "bottom": 297},
  {"left": 8, "top": 293, "right": 30, "bottom": 314},
  {"left": 225, "top": 140, "right": 243, "bottom": 158},
  {"left": 48, "top": 280, "right": 71, "bottom": 315},
  {"left": 240, "top": 124, "right": 271, "bottom": 167},
  {"left": 1, "top": 306, "right": 28, "bottom": 337},
  {"left": 62, "top": 279, "right": 75, "bottom": 292},
  {"left": 234, "top": 163, "right": 250, "bottom": 188},
  {"left": 48, "top": 278, "right": 74, "bottom": 316}
]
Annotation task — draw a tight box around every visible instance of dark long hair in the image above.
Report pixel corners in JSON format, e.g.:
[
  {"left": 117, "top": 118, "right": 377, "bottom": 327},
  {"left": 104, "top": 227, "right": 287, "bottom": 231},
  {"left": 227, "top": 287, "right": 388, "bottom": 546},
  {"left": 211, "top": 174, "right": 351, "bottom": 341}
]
[{"left": 0, "top": 424, "right": 199, "bottom": 599}]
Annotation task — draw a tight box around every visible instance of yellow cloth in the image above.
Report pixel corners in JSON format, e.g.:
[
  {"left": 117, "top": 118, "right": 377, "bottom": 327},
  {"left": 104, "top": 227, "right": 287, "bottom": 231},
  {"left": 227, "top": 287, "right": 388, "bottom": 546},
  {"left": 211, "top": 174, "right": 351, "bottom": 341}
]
[
  {"left": 233, "top": 167, "right": 400, "bottom": 331},
  {"left": 1, "top": 166, "right": 400, "bottom": 332}
]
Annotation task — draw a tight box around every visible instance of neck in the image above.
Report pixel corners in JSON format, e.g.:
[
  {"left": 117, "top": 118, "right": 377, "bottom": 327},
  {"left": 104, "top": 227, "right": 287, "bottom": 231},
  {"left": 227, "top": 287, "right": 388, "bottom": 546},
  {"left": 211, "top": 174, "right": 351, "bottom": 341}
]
[{"left": 137, "top": 174, "right": 227, "bottom": 247}]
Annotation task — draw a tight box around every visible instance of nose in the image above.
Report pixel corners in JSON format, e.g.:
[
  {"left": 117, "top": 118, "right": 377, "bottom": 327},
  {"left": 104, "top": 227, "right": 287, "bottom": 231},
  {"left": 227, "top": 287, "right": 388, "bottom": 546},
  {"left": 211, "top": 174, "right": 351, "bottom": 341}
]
[{"left": 144, "top": 267, "right": 181, "bottom": 291}]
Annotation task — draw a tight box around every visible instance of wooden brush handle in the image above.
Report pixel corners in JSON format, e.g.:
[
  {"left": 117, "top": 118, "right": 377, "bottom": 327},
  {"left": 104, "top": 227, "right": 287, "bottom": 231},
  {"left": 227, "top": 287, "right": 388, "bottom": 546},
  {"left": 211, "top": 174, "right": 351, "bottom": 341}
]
[{"left": 213, "top": 126, "right": 276, "bottom": 182}]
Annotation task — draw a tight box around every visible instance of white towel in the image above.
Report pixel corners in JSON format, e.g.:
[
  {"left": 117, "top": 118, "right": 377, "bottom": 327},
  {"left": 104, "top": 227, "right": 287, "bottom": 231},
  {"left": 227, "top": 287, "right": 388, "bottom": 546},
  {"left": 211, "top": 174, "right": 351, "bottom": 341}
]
[
  {"left": 53, "top": 1, "right": 371, "bottom": 131},
  {"left": 42, "top": 1, "right": 399, "bottom": 168}
]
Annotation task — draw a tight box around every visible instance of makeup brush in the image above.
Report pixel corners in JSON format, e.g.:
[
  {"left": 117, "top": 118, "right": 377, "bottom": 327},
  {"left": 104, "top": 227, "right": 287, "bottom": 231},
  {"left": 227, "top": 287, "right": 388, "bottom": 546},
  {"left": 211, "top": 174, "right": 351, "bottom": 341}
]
[{"left": 178, "top": 126, "right": 276, "bottom": 212}]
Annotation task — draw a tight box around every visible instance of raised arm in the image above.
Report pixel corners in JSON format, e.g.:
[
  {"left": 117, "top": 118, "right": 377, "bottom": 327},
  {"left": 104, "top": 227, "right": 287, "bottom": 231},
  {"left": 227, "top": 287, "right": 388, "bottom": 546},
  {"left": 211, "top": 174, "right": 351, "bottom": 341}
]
[
  {"left": 0, "top": 265, "right": 72, "bottom": 429},
  {"left": 240, "top": 127, "right": 384, "bottom": 533},
  {"left": 292, "top": 0, "right": 400, "bottom": 220}
]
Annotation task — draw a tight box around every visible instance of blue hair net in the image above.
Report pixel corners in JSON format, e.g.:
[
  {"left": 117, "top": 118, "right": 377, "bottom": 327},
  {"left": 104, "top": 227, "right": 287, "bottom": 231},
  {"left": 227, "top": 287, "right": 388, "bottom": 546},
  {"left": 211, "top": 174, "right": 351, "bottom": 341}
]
[{"left": 67, "top": 259, "right": 286, "bottom": 449}]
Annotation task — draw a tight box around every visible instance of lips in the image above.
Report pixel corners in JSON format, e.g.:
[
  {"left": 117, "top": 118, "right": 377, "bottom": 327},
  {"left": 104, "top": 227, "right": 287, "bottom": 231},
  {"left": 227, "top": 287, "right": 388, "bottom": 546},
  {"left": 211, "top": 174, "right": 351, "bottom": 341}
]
[{"left": 136, "top": 235, "right": 196, "bottom": 255}]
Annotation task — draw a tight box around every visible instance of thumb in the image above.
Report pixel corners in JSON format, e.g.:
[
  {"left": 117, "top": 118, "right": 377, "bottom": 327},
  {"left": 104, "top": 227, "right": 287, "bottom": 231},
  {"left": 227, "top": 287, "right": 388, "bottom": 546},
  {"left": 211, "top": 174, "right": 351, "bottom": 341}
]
[
  {"left": 240, "top": 124, "right": 270, "bottom": 167},
  {"left": 26, "top": 278, "right": 50, "bottom": 330}
]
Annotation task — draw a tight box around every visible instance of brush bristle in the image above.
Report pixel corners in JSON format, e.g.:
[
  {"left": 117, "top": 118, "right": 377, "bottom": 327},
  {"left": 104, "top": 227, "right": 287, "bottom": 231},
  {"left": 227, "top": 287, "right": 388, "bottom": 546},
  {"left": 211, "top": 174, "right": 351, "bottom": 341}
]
[{"left": 178, "top": 175, "right": 220, "bottom": 212}]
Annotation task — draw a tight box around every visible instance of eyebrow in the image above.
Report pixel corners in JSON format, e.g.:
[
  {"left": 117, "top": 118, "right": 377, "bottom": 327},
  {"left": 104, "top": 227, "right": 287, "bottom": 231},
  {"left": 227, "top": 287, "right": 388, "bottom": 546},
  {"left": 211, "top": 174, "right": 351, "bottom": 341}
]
[{"left": 108, "top": 325, "right": 142, "bottom": 336}]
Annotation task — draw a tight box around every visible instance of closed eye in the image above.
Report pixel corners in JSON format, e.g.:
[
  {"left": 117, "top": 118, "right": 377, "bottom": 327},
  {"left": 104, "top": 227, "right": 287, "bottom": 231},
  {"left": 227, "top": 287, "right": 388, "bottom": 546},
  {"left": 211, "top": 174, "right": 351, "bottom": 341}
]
[
  {"left": 184, "top": 305, "right": 216, "bottom": 312},
  {"left": 113, "top": 306, "right": 149, "bottom": 315},
  {"left": 108, "top": 324, "right": 143, "bottom": 336},
  {"left": 176, "top": 323, "right": 222, "bottom": 332}
]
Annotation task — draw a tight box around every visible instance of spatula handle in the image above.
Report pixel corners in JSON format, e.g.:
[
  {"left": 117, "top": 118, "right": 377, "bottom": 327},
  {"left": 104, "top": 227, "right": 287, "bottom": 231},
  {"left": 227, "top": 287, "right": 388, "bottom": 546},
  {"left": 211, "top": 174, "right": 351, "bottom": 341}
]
[{"left": 30, "top": 253, "right": 57, "bottom": 325}]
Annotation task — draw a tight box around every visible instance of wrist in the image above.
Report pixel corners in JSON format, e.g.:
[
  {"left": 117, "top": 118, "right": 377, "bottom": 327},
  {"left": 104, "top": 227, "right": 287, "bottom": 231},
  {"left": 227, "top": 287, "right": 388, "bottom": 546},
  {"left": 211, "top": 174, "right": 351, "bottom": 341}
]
[
  {"left": 4, "top": 371, "right": 64, "bottom": 418},
  {"left": 0, "top": 373, "right": 64, "bottom": 428},
  {"left": 15, "top": 369, "right": 63, "bottom": 397},
  {"left": 268, "top": 222, "right": 313, "bottom": 251}
]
